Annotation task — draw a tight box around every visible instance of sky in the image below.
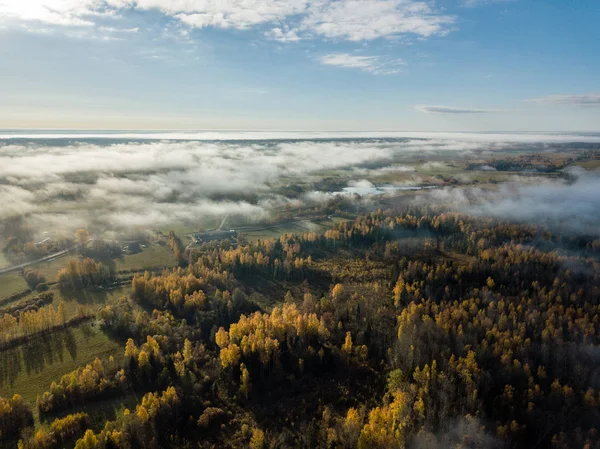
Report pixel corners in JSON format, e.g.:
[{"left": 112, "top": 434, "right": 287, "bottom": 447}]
[{"left": 0, "top": 0, "right": 599, "bottom": 131}]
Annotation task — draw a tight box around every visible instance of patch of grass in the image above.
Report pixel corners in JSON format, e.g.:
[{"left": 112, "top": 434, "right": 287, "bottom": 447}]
[
  {"left": 414, "top": 162, "right": 459, "bottom": 175},
  {"left": 440, "top": 251, "right": 477, "bottom": 266},
  {"left": 0, "top": 324, "right": 121, "bottom": 419},
  {"left": 23, "top": 244, "right": 176, "bottom": 287},
  {"left": 53, "top": 285, "right": 129, "bottom": 316},
  {"left": 34, "top": 257, "right": 73, "bottom": 283},
  {"left": 369, "top": 172, "right": 419, "bottom": 184},
  {"left": 114, "top": 243, "right": 177, "bottom": 271},
  {"left": 45, "top": 394, "right": 140, "bottom": 432},
  {"left": 243, "top": 217, "right": 351, "bottom": 243},
  {"left": 574, "top": 160, "right": 600, "bottom": 169},
  {"left": 461, "top": 171, "right": 515, "bottom": 183},
  {"left": 158, "top": 224, "right": 198, "bottom": 235},
  {"left": 245, "top": 220, "right": 331, "bottom": 243},
  {"left": 0, "top": 273, "right": 29, "bottom": 299}
]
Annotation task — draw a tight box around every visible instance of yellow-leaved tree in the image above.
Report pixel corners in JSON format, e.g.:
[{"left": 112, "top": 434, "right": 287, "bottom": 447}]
[{"left": 358, "top": 391, "right": 411, "bottom": 449}]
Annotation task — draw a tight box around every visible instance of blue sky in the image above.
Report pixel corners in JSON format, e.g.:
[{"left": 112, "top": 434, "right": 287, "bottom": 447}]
[{"left": 0, "top": 0, "right": 599, "bottom": 131}]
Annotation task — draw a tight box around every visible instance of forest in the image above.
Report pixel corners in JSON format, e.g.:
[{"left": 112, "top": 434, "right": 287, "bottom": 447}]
[
  {"left": 1, "top": 0, "right": 599, "bottom": 443},
  {"left": 0, "top": 202, "right": 599, "bottom": 448}
]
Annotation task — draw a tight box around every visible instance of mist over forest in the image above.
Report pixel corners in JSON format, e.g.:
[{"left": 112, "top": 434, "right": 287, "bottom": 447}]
[{"left": 2, "top": 132, "right": 599, "bottom": 237}]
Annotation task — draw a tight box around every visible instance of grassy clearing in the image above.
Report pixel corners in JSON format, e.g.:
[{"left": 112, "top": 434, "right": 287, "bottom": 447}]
[
  {"left": 574, "top": 160, "right": 600, "bottom": 170},
  {"left": 34, "top": 257, "right": 72, "bottom": 284},
  {"left": 16, "top": 244, "right": 176, "bottom": 288},
  {"left": 45, "top": 393, "right": 141, "bottom": 431},
  {"left": 0, "top": 284, "right": 128, "bottom": 317},
  {"left": 245, "top": 219, "right": 342, "bottom": 243},
  {"left": 53, "top": 285, "right": 129, "bottom": 316},
  {"left": 369, "top": 172, "right": 421, "bottom": 184},
  {"left": 113, "top": 243, "right": 177, "bottom": 272},
  {"left": 463, "top": 171, "right": 517, "bottom": 183},
  {"left": 0, "top": 273, "right": 29, "bottom": 299},
  {"left": 158, "top": 224, "right": 198, "bottom": 235},
  {"left": 0, "top": 324, "right": 121, "bottom": 419}
]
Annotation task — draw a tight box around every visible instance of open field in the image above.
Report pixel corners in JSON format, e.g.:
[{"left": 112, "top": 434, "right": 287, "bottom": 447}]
[
  {"left": 113, "top": 243, "right": 177, "bottom": 271},
  {"left": 574, "top": 159, "right": 600, "bottom": 170},
  {"left": 158, "top": 216, "right": 221, "bottom": 236},
  {"left": 0, "top": 273, "right": 29, "bottom": 299},
  {"left": 0, "top": 284, "right": 128, "bottom": 315},
  {"left": 33, "top": 257, "right": 72, "bottom": 284},
  {"left": 0, "top": 324, "right": 121, "bottom": 419},
  {"left": 244, "top": 217, "right": 348, "bottom": 243},
  {"left": 158, "top": 224, "right": 199, "bottom": 236},
  {"left": 55, "top": 286, "right": 129, "bottom": 315},
  {"left": 0, "top": 243, "right": 177, "bottom": 302},
  {"left": 49, "top": 394, "right": 141, "bottom": 431}
]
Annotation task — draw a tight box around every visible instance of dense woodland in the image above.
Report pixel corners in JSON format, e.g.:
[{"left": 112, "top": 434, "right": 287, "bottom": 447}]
[{"left": 1, "top": 206, "right": 600, "bottom": 448}]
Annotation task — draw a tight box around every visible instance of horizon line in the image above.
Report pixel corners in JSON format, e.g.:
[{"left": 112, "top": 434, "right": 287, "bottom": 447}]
[{"left": 1, "top": 128, "right": 600, "bottom": 134}]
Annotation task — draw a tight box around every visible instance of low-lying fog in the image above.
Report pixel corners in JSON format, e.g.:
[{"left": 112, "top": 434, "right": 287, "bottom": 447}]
[{"left": 0, "top": 132, "right": 599, "bottom": 237}]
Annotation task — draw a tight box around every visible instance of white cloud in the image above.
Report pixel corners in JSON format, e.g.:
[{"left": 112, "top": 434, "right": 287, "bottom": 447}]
[
  {"left": 462, "top": 0, "right": 514, "bottom": 7},
  {"left": 0, "top": 0, "right": 455, "bottom": 42},
  {"left": 265, "top": 26, "right": 301, "bottom": 42},
  {"left": 301, "top": 0, "right": 454, "bottom": 41},
  {"left": 98, "top": 26, "right": 138, "bottom": 33},
  {"left": 156, "top": 0, "right": 308, "bottom": 29},
  {"left": 320, "top": 53, "right": 404, "bottom": 74},
  {"left": 415, "top": 105, "right": 497, "bottom": 114},
  {"left": 420, "top": 161, "right": 447, "bottom": 170},
  {"left": 525, "top": 93, "right": 600, "bottom": 107},
  {"left": 348, "top": 179, "right": 375, "bottom": 188},
  {"left": 0, "top": 0, "right": 98, "bottom": 26}
]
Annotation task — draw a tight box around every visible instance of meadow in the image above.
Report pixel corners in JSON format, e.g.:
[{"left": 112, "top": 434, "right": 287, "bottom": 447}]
[{"left": 0, "top": 324, "right": 121, "bottom": 420}]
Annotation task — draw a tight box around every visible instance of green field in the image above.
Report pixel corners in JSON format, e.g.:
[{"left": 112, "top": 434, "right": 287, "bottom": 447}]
[
  {"left": 34, "top": 257, "right": 74, "bottom": 283},
  {"left": 0, "top": 324, "right": 122, "bottom": 418},
  {"left": 245, "top": 218, "right": 347, "bottom": 243},
  {"left": 0, "top": 244, "right": 177, "bottom": 296},
  {"left": 0, "top": 273, "right": 29, "bottom": 299},
  {"left": 55, "top": 286, "right": 129, "bottom": 316},
  {"left": 574, "top": 160, "right": 600, "bottom": 170},
  {"left": 113, "top": 243, "right": 177, "bottom": 271}
]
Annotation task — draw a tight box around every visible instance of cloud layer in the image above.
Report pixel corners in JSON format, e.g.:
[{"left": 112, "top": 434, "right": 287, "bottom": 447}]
[
  {"left": 461, "top": 0, "right": 514, "bottom": 7},
  {"left": 2, "top": 134, "right": 599, "bottom": 236},
  {"left": 422, "top": 169, "right": 600, "bottom": 236},
  {"left": 472, "top": 171, "right": 600, "bottom": 235},
  {"left": 0, "top": 0, "right": 455, "bottom": 42},
  {"left": 415, "top": 105, "right": 497, "bottom": 114},
  {"left": 526, "top": 93, "right": 600, "bottom": 107},
  {"left": 4, "top": 131, "right": 599, "bottom": 143},
  {"left": 0, "top": 139, "right": 400, "bottom": 232},
  {"left": 320, "top": 53, "right": 404, "bottom": 74}
]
